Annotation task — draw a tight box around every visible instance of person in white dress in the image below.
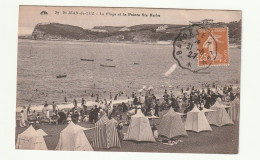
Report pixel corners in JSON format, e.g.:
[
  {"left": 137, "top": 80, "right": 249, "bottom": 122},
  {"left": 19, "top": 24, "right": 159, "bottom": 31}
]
[
  {"left": 22, "top": 106, "right": 28, "bottom": 122},
  {"left": 19, "top": 110, "right": 26, "bottom": 127}
]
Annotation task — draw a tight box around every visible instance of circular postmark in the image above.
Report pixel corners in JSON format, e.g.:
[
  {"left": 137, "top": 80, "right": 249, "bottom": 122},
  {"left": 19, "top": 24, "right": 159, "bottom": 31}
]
[{"left": 172, "top": 25, "right": 218, "bottom": 73}]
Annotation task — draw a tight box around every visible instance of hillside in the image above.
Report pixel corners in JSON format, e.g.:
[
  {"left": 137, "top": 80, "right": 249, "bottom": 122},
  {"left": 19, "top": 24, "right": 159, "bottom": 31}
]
[
  {"left": 32, "top": 23, "right": 92, "bottom": 40},
  {"left": 29, "top": 21, "right": 241, "bottom": 45},
  {"left": 227, "top": 20, "right": 242, "bottom": 45}
]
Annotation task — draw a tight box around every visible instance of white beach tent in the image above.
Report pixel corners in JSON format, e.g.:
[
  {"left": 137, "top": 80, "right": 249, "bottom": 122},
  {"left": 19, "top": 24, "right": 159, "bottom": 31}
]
[
  {"left": 16, "top": 125, "right": 48, "bottom": 150},
  {"left": 158, "top": 108, "right": 187, "bottom": 138},
  {"left": 124, "top": 109, "right": 156, "bottom": 142},
  {"left": 55, "top": 122, "right": 93, "bottom": 151},
  {"left": 206, "top": 100, "right": 234, "bottom": 127},
  {"left": 36, "top": 129, "right": 48, "bottom": 136},
  {"left": 228, "top": 97, "right": 240, "bottom": 121},
  {"left": 185, "top": 107, "right": 212, "bottom": 132}
]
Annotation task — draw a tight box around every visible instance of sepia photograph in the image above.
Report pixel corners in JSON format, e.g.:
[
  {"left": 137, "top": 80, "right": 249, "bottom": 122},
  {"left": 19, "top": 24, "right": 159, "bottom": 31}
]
[{"left": 15, "top": 5, "right": 241, "bottom": 154}]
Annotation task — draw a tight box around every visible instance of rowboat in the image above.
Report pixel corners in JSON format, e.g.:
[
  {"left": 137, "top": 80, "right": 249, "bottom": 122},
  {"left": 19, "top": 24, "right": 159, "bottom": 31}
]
[
  {"left": 100, "top": 64, "right": 116, "bottom": 68},
  {"left": 56, "top": 74, "right": 67, "bottom": 78},
  {"left": 80, "top": 58, "right": 94, "bottom": 61},
  {"left": 106, "top": 59, "right": 113, "bottom": 61}
]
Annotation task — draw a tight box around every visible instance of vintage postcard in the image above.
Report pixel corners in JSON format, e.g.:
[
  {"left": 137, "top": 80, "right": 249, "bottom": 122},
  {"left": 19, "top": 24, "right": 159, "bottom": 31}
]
[{"left": 16, "top": 6, "right": 241, "bottom": 154}]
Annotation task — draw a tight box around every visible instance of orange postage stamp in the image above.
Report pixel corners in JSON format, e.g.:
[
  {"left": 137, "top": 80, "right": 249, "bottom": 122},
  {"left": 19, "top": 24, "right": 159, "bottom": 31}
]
[{"left": 197, "top": 28, "right": 229, "bottom": 66}]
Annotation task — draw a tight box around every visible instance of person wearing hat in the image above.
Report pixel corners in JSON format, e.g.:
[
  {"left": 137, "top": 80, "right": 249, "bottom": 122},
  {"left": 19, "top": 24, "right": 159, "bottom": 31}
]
[
  {"left": 89, "top": 108, "right": 94, "bottom": 123},
  {"left": 73, "top": 99, "right": 77, "bottom": 107},
  {"left": 187, "top": 101, "right": 195, "bottom": 112},
  {"left": 64, "top": 97, "right": 68, "bottom": 103},
  {"left": 133, "top": 96, "right": 138, "bottom": 106},
  {"left": 175, "top": 96, "right": 182, "bottom": 112},
  {"left": 27, "top": 104, "right": 31, "bottom": 116},
  {"left": 117, "top": 121, "right": 124, "bottom": 142},
  {"left": 52, "top": 101, "right": 59, "bottom": 114},
  {"left": 205, "top": 94, "right": 211, "bottom": 109},
  {"left": 170, "top": 95, "right": 176, "bottom": 109},
  {"left": 44, "top": 101, "right": 48, "bottom": 107},
  {"left": 22, "top": 106, "right": 28, "bottom": 122},
  {"left": 154, "top": 101, "right": 159, "bottom": 117},
  {"left": 67, "top": 114, "right": 72, "bottom": 123},
  {"left": 199, "top": 101, "right": 205, "bottom": 110},
  {"left": 163, "top": 91, "right": 170, "bottom": 105},
  {"left": 131, "top": 92, "right": 134, "bottom": 99},
  {"left": 42, "top": 103, "right": 49, "bottom": 119},
  {"left": 93, "top": 105, "right": 99, "bottom": 123},
  {"left": 81, "top": 98, "right": 86, "bottom": 105}
]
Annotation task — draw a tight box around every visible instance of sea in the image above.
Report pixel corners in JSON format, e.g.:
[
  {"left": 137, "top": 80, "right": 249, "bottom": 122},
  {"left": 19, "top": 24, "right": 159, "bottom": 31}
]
[{"left": 16, "top": 39, "right": 241, "bottom": 109}]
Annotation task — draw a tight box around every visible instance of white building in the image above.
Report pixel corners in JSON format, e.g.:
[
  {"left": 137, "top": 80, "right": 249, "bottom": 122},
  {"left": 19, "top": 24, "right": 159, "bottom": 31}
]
[
  {"left": 90, "top": 29, "right": 108, "bottom": 32},
  {"left": 156, "top": 25, "right": 169, "bottom": 32},
  {"left": 119, "top": 27, "right": 130, "bottom": 32},
  {"left": 190, "top": 19, "right": 214, "bottom": 25}
]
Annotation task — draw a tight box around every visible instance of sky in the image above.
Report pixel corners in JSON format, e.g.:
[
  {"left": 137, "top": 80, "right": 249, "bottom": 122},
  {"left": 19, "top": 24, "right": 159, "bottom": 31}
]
[{"left": 18, "top": 5, "right": 241, "bottom": 35}]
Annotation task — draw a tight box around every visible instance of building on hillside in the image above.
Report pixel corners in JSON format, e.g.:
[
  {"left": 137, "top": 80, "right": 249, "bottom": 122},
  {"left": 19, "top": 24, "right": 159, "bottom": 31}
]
[
  {"left": 216, "top": 22, "right": 225, "bottom": 25},
  {"left": 119, "top": 27, "right": 130, "bottom": 32},
  {"left": 90, "top": 29, "right": 108, "bottom": 32},
  {"left": 189, "top": 19, "right": 214, "bottom": 25},
  {"left": 201, "top": 19, "right": 214, "bottom": 24},
  {"left": 156, "top": 24, "right": 169, "bottom": 32},
  {"left": 189, "top": 21, "right": 201, "bottom": 25}
]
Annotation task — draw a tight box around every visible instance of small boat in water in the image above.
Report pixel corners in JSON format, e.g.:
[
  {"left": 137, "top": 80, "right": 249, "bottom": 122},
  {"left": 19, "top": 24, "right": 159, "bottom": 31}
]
[
  {"left": 106, "top": 59, "right": 113, "bottom": 61},
  {"left": 56, "top": 74, "right": 67, "bottom": 78},
  {"left": 80, "top": 58, "right": 94, "bottom": 61},
  {"left": 133, "top": 62, "right": 140, "bottom": 65},
  {"left": 100, "top": 64, "right": 116, "bottom": 68}
]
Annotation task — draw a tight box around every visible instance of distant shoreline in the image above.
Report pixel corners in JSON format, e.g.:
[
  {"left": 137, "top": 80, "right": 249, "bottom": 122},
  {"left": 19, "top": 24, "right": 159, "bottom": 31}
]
[
  {"left": 18, "top": 38, "right": 173, "bottom": 46},
  {"left": 18, "top": 38, "right": 241, "bottom": 48}
]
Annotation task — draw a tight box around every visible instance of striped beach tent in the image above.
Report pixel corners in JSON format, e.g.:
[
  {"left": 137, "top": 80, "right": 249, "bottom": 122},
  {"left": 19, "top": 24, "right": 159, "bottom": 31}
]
[
  {"left": 228, "top": 97, "right": 240, "bottom": 121},
  {"left": 56, "top": 122, "right": 93, "bottom": 151},
  {"left": 92, "top": 115, "right": 121, "bottom": 149},
  {"left": 158, "top": 108, "right": 187, "bottom": 138},
  {"left": 206, "top": 101, "right": 234, "bottom": 127},
  {"left": 185, "top": 107, "right": 212, "bottom": 132},
  {"left": 124, "top": 109, "right": 156, "bottom": 142}
]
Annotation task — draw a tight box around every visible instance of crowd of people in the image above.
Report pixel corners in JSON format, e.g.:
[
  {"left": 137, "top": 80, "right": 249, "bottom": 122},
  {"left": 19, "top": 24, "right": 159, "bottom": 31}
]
[{"left": 18, "top": 83, "right": 240, "bottom": 128}]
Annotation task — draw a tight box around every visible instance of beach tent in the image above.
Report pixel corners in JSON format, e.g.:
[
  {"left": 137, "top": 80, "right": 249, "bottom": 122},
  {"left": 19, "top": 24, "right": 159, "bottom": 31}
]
[
  {"left": 127, "top": 108, "right": 136, "bottom": 116},
  {"left": 148, "top": 86, "right": 153, "bottom": 90},
  {"left": 56, "top": 122, "right": 93, "bottom": 151},
  {"left": 158, "top": 108, "right": 187, "bottom": 138},
  {"left": 206, "top": 100, "right": 234, "bottom": 127},
  {"left": 228, "top": 97, "right": 240, "bottom": 121},
  {"left": 92, "top": 115, "right": 121, "bottom": 149},
  {"left": 36, "top": 129, "right": 48, "bottom": 136},
  {"left": 124, "top": 109, "right": 156, "bottom": 142},
  {"left": 185, "top": 107, "right": 212, "bottom": 132},
  {"left": 16, "top": 125, "right": 48, "bottom": 150}
]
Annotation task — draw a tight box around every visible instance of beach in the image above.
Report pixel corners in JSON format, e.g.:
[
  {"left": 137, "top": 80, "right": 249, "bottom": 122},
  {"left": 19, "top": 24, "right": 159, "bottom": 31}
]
[{"left": 15, "top": 109, "right": 239, "bottom": 153}]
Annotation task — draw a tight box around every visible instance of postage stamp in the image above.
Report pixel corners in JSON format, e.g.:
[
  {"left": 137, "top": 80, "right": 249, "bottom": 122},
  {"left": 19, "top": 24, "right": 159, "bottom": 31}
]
[
  {"left": 173, "top": 26, "right": 229, "bottom": 72},
  {"left": 197, "top": 28, "right": 229, "bottom": 66}
]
